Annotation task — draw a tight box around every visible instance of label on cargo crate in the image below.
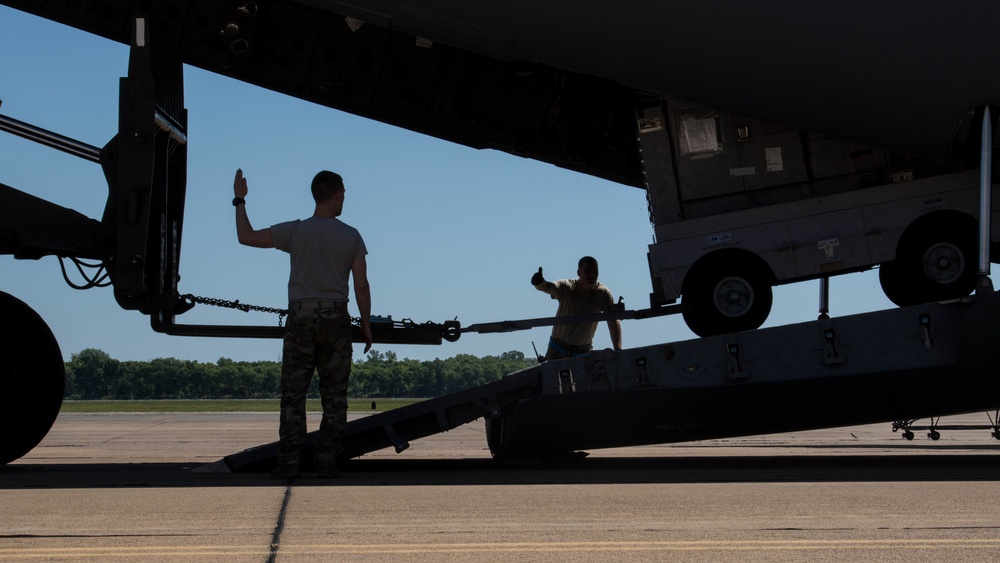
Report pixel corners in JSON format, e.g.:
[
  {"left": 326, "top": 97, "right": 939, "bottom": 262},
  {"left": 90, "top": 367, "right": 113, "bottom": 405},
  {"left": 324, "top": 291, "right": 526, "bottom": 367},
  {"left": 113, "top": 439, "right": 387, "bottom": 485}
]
[
  {"left": 766, "top": 147, "right": 784, "bottom": 172},
  {"left": 638, "top": 116, "right": 665, "bottom": 133},
  {"left": 707, "top": 232, "right": 732, "bottom": 245},
  {"left": 681, "top": 118, "right": 719, "bottom": 155},
  {"left": 730, "top": 166, "right": 756, "bottom": 176},
  {"left": 818, "top": 237, "right": 840, "bottom": 259}
]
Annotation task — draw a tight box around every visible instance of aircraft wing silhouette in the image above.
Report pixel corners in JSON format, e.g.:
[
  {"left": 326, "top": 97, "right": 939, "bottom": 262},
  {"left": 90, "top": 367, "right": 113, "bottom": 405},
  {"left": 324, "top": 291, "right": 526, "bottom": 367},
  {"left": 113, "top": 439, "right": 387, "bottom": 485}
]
[{"left": 4, "top": 1, "right": 998, "bottom": 188}]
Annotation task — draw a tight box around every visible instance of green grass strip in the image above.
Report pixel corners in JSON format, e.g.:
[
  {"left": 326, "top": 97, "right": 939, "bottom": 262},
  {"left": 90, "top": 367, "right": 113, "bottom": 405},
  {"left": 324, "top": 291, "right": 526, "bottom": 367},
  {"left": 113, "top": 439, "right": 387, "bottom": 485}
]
[{"left": 60, "top": 398, "right": 421, "bottom": 413}]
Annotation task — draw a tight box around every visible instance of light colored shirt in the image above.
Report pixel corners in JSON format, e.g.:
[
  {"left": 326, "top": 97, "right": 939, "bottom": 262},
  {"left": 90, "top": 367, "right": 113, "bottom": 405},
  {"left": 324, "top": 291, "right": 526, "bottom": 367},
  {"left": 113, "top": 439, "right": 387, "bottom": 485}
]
[
  {"left": 549, "top": 279, "right": 614, "bottom": 347},
  {"left": 270, "top": 217, "right": 367, "bottom": 303}
]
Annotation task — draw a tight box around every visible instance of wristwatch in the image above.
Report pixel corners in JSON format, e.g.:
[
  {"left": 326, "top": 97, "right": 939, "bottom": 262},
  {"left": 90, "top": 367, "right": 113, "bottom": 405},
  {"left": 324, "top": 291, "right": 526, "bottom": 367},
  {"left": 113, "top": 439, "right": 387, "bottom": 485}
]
[{"left": 232, "top": 197, "right": 246, "bottom": 207}]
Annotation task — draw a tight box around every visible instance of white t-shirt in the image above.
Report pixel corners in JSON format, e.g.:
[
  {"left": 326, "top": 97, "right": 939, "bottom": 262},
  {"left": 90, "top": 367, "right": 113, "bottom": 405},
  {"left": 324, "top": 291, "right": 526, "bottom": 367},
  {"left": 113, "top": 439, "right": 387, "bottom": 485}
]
[{"left": 270, "top": 216, "right": 367, "bottom": 303}]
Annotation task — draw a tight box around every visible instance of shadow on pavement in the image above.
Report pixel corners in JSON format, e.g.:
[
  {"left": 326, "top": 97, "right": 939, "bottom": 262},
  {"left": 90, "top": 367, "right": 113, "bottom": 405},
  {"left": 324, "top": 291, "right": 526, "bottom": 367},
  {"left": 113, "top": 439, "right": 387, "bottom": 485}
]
[{"left": 4, "top": 453, "right": 1000, "bottom": 489}]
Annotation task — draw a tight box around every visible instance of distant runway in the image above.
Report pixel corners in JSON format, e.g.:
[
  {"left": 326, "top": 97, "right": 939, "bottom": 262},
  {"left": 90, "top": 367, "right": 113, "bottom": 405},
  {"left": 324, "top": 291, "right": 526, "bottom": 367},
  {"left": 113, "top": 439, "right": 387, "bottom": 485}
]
[{"left": 3, "top": 411, "right": 1000, "bottom": 562}]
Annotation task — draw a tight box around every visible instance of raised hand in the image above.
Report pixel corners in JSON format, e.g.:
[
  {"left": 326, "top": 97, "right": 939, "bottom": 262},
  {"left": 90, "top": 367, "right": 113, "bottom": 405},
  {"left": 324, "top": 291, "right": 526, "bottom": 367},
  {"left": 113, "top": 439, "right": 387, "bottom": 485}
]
[
  {"left": 234, "top": 168, "right": 248, "bottom": 198},
  {"left": 531, "top": 267, "right": 544, "bottom": 286}
]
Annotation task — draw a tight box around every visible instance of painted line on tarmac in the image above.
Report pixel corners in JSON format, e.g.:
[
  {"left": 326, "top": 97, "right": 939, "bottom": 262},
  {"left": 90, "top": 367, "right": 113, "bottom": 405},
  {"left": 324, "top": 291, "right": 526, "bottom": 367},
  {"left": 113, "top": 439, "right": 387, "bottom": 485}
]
[
  {"left": 236, "top": 538, "right": 1000, "bottom": 555},
  {"left": 5, "top": 539, "right": 1000, "bottom": 558}
]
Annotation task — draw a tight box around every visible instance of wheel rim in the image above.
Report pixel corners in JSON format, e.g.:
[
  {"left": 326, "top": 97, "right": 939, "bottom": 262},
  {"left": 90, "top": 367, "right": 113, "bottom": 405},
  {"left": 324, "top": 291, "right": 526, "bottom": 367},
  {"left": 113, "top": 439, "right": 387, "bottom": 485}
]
[
  {"left": 922, "top": 242, "right": 965, "bottom": 285},
  {"left": 712, "top": 276, "right": 755, "bottom": 318}
]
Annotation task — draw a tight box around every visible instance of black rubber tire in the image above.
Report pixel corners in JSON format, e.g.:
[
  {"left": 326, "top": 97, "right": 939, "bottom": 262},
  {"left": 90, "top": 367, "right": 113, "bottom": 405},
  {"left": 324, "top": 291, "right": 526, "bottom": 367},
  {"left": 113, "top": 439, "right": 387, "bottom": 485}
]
[
  {"left": 682, "top": 254, "right": 774, "bottom": 337},
  {"left": 0, "top": 291, "right": 65, "bottom": 464},
  {"left": 878, "top": 259, "right": 915, "bottom": 307},
  {"left": 485, "top": 406, "right": 515, "bottom": 459},
  {"left": 880, "top": 217, "right": 977, "bottom": 307}
]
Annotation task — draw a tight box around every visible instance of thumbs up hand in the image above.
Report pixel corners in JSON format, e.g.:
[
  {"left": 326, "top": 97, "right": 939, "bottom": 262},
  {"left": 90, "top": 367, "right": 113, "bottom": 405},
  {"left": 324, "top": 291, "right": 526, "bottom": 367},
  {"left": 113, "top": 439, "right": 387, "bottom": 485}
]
[{"left": 531, "top": 267, "right": 545, "bottom": 286}]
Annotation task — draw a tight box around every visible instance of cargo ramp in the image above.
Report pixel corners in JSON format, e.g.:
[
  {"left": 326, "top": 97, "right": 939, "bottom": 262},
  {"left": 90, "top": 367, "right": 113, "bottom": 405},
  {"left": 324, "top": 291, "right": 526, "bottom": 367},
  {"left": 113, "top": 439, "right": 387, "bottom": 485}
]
[
  {"left": 221, "top": 365, "right": 542, "bottom": 473},
  {"left": 218, "top": 291, "right": 1000, "bottom": 472}
]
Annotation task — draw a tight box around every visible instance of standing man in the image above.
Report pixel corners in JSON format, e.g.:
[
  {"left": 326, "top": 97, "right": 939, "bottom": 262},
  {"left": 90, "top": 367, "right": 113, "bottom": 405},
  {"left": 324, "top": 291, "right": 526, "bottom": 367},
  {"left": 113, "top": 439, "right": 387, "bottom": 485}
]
[
  {"left": 234, "top": 168, "right": 372, "bottom": 479},
  {"left": 532, "top": 256, "right": 622, "bottom": 360}
]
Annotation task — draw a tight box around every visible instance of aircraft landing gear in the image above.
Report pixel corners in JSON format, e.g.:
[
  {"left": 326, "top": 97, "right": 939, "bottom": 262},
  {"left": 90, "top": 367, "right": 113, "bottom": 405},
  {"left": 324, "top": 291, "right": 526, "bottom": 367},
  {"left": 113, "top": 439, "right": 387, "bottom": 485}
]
[
  {"left": 0, "top": 291, "right": 65, "bottom": 464},
  {"left": 893, "top": 417, "right": 943, "bottom": 441},
  {"left": 892, "top": 412, "right": 1000, "bottom": 442}
]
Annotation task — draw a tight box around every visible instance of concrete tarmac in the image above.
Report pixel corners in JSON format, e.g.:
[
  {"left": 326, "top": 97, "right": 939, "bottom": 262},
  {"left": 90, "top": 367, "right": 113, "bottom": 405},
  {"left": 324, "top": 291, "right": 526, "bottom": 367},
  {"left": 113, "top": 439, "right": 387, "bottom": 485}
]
[{"left": 3, "top": 411, "right": 1000, "bottom": 562}]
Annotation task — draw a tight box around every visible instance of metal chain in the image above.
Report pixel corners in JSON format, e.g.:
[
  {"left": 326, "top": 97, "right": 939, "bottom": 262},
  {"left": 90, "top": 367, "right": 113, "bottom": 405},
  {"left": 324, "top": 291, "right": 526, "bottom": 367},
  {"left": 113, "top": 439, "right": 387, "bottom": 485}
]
[
  {"left": 179, "top": 294, "right": 462, "bottom": 342},
  {"left": 181, "top": 294, "right": 371, "bottom": 329},
  {"left": 181, "top": 294, "right": 288, "bottom": 326}
]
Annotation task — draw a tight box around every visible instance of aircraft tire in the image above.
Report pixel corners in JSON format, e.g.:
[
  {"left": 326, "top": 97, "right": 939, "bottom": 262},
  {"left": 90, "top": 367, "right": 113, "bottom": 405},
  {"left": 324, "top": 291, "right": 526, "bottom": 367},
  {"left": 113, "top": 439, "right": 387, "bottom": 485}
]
[
  {"left": 0, "top": 291, "right": 65, "bottom": 465},
  {"left": 485, "top": 406, "right": 515, "bottom": 459},
  {"left": 880, "top": 214, "right": 977, "bottom": 307},
  {"left": 908, "top": 226, "right": 977, "bottom": 302},
  {"left": 682, "top": 253, "right": 773, "bottom": 337},
  {"left": 878, "top": 259, "right": 915, "bottom": 306}
]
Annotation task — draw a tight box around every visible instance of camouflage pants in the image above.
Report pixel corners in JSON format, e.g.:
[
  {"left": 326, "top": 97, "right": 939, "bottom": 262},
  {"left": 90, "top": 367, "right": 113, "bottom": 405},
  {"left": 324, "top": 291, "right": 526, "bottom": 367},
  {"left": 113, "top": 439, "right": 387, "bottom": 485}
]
[{"left": 277, "top": 308, "right": 352, "bottom": 466}]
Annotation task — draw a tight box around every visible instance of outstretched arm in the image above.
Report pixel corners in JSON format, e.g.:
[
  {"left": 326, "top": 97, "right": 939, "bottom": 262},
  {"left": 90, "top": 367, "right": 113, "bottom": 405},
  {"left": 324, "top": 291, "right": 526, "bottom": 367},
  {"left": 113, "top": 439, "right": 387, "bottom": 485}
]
[
  {"left": 234, "top": 169, "right": 274, "bottom": 248},
  {"left": 352, "top": 255, "right": 373, "bottom": 353},
  {"left": 532, "top": 267, "right": 557, "bottom": 296}
]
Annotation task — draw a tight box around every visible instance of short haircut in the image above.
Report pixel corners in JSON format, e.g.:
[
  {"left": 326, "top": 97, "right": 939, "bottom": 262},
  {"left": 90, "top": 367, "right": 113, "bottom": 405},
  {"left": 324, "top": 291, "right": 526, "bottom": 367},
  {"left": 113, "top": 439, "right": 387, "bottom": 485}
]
[
  {"left": 578, "top": 256, "right": 598, "bottom": 269},
  {"left": 311, "top": 170, "right": 345, "bottom": 203}
]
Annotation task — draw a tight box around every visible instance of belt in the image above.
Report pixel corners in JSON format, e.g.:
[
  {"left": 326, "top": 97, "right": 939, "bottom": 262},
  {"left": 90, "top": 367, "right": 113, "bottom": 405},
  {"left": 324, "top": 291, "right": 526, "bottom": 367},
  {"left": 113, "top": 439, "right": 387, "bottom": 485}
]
[
  {"left": 548, "top": 337, "right": 590, "bottom": 355},
  {"left": 289, "top": 300, "right": 347, "bottom": 311}
]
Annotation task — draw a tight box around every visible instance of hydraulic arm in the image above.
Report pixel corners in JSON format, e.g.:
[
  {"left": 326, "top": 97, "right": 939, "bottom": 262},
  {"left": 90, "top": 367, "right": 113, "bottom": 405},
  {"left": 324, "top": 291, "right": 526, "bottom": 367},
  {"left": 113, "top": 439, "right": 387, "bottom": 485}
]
[
  {"left": 0, "top": 16, "right": 187, "bottom": 315},
  {"left": 0, "top": 110, "right": 102, "bottom": 261}
]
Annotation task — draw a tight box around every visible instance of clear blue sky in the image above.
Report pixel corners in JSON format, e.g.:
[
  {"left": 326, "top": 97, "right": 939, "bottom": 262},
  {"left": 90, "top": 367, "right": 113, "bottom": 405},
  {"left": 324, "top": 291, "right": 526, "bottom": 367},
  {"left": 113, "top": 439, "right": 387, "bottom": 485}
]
[{"left": 0, "top": 7, "right": 896, "bottom": 364}]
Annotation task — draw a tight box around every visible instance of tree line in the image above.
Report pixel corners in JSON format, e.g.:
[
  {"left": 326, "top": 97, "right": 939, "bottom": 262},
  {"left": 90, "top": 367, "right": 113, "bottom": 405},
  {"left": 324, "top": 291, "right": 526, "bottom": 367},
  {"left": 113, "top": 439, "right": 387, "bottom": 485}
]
[{"left": 63, "top": 348, "right": 535, "bottom": 400}]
